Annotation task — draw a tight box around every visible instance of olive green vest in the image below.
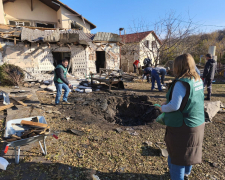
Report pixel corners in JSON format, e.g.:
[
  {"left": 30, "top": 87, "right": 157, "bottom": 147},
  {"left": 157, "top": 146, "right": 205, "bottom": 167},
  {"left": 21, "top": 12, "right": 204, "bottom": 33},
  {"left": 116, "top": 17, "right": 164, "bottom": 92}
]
[
  {"left": 54, "top": 64, "right": 68, "bottom": 84},
  {"left": 164, "top": 78, "right": 205, "bottom": 127}
]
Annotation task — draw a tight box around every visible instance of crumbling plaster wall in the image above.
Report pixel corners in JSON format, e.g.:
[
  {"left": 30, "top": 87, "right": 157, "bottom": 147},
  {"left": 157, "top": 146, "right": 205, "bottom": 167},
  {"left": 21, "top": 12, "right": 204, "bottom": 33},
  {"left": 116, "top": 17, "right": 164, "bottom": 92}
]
[{"left": 1, "top": 41, "right": 55, "bottom": 79}]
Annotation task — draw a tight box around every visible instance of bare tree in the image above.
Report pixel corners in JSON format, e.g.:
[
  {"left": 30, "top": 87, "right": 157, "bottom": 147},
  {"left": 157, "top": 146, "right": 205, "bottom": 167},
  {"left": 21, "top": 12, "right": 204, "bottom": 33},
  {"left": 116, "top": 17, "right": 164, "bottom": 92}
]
[{"left": 128, "top": 11, "right": 201, "bottom": 66}]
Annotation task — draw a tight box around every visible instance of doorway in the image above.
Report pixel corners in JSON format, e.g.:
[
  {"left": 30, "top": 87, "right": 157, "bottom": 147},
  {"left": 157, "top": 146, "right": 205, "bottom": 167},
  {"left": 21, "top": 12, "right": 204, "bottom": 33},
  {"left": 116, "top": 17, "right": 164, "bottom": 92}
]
[
  {"left": 52, "top": 52, "right": 72, "bottom": 73},
  {"left": 96, "top": 51, "right": 106, "bottom": 73}
]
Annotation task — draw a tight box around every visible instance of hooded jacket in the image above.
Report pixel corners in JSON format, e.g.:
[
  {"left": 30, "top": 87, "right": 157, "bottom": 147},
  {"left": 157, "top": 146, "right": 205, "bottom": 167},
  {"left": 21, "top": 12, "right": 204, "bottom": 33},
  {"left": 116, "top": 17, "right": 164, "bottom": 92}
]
[{"left": 203, "top": 59, "right": 216, "bottom": 79}]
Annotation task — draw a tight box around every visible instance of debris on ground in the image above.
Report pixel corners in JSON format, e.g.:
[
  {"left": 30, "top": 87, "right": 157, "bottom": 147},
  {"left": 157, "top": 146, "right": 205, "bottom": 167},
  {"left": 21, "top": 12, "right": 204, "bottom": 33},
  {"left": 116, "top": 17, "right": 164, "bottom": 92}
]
[
  {"left": 70, "top": 129, "right": 85, "bottom": 136},
  {"left": 204, "top": 101, "right": 224, "bottom": 122},
  {"left": 0, "top": 157, "right": 9, "bottom": 170}
]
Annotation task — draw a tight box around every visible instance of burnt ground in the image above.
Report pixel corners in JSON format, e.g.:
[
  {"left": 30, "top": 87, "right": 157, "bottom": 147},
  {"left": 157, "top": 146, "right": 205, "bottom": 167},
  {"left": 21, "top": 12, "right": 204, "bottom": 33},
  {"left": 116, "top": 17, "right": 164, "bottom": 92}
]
[{"left": 0, "top": 78, "right": 225, "bottom": 180}]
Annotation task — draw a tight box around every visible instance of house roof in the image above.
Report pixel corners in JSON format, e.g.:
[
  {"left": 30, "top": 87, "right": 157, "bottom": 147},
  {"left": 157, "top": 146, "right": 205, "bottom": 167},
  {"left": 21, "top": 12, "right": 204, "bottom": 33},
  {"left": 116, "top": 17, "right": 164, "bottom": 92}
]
[
  {"left": 3, "top": 0, "right": 96, "bottom": 30},
  {"left": 120, "top": 31, "right": 162, "bottom": 45}
]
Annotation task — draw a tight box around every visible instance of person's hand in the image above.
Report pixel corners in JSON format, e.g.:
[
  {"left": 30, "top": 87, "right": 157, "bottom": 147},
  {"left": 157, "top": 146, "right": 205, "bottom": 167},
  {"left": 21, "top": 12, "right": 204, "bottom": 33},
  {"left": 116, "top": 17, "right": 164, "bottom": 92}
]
[
  {"left": 68, "top": 84, "right": 72, "bottom": 88},
  {"left": 155, "top": 106, "right": 162, "bottom": 112}
]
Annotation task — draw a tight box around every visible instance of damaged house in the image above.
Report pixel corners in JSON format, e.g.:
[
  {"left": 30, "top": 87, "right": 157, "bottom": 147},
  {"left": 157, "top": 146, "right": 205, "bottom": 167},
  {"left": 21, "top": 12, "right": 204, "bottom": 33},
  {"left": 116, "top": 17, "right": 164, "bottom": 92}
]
[
  {"left": 120, "top": 31, "right": 161, "bottom": 72},
  {"left": 0, "top": 0, "right": 122, "bottom": 80}
]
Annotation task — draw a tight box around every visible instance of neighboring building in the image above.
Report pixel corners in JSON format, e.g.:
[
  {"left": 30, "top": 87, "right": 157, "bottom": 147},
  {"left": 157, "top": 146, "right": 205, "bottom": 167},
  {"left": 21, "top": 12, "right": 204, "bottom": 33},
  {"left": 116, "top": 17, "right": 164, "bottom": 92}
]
[
  {"left": 1, "top": 0, "right": 96, "bottom": 33},
  {"left": 120, "top": 31, "right": 161, "bottom": 72}
]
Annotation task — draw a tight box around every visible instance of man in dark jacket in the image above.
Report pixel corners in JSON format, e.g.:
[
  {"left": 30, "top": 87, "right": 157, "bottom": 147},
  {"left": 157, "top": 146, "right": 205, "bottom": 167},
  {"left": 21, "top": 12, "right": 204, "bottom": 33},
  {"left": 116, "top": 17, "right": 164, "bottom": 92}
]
[
  {"left": 54, "top": 59, "right": 71, "bottom": 105},
  {"left": 203, "top": 53, "right": 216, "bottom": 100},
  {"left": 143, "top": 66, "right": 152, "bottom": 82}
]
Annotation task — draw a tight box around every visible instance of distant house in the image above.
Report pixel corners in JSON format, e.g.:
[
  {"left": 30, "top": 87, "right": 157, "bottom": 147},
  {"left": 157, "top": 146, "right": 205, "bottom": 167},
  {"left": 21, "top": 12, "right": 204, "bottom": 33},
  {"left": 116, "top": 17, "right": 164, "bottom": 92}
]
[
  {"left": 0, "top": 0, "right": 96, "bottom": 33},
  {"left": 120, "top": 31, "right": 161, "bottom": 72}
]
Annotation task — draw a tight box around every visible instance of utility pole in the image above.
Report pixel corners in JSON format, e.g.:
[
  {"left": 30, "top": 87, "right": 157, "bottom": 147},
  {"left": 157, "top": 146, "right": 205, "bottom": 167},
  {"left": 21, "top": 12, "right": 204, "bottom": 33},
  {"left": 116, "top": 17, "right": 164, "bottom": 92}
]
[{"left": 119, "top": 28, "right": 124, "bottom": 69}]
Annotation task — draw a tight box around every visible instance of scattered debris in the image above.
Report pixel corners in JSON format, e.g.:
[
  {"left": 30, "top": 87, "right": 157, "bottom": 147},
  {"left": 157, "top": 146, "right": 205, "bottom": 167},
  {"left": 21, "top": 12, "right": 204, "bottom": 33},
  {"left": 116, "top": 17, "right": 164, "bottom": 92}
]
[
  {"left": 70, "top": 129, "right": 85, "bottom": 136},
  {"left": 204, "top": 101, "right": 224, "bottom": 122},
  {"left": 115, "top": 128, "right": 123, "bottom": 133},
  {"left": 92, "top": 174, "right": 101, "bottom": 180},
  {"left": 143, "top": 141, "right": 153, "bottom": 146},
  {"left": 128, "top": 131, "right": 139, "bottom": 136}
]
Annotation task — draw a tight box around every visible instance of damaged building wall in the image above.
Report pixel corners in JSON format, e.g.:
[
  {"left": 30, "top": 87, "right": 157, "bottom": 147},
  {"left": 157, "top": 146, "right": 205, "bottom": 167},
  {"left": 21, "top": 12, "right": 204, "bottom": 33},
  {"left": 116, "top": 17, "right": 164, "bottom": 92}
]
[
  {"left": 86, "top": 43, "right": 120, "bottom": 75},
  {"left": 1, "top": 40, "right": 55, "bottom": 80},
  {"left": 0, "top": 39, "right": 89, "bottom": 79},
  {"left": 0, "top": 36, "right": 121, "bottom": 80},
  {"left": 52, "top": 45, "right": 87, "bottom": 77}
]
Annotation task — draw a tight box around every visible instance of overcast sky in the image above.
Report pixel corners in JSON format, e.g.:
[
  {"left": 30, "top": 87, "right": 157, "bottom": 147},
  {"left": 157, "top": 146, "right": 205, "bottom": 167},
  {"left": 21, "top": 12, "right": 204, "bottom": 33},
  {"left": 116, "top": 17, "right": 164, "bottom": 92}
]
[{"left": 61, "top": 0, "right": 225, "bottom": 35}]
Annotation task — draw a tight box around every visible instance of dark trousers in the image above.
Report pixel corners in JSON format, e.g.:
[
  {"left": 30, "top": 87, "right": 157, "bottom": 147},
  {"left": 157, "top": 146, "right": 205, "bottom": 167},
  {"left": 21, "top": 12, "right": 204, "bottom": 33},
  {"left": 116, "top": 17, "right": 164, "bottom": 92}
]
[
  {"left": 204, "top": 78, "right": 212, "bottom": 98},
  {"left": 151, "top": 69, "right": 162, "bottom": 91},
  {"left": 133, "top": 64, "right": 137, "bottom": 73},
  {"left": 160, "top": 69, "right": 166, "bottom": 85}
]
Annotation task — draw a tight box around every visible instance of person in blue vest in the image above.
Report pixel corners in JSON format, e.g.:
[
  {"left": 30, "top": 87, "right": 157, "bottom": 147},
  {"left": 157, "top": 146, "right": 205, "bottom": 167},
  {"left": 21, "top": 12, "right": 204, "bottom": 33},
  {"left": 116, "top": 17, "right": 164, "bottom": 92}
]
[
  {"left": 54, "top": 59, "right": 71, "bottom": 105},
  {"left": 159, "top": 53, "right": 205, "bottom": 180},
  {"left": 151, "top": 67, "right": 169, "bottom": 91}
]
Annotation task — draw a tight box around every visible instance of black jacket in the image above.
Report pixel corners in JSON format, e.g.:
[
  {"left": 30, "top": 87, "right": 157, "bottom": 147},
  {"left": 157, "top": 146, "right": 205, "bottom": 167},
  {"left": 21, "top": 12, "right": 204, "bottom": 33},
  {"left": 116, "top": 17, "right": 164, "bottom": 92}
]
[
  {"left": 55, "top": 65, "right": 69, "bottom": 85},
  {"left": 203, "top": 59, "right": 216, "bottom": 79}
]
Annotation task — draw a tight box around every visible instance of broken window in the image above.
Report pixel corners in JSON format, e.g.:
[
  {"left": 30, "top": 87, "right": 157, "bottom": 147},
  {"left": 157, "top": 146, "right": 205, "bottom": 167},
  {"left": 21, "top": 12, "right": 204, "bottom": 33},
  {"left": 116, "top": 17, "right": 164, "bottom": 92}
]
[
  {"left": 9, "top": 21, "right": 30, "bottom": 26},
  {"left": 36, "top": 23, "right": 55, "bottom": 28},
  {"left": 71, "top": 21, "right": 83, "bottom": 30}
]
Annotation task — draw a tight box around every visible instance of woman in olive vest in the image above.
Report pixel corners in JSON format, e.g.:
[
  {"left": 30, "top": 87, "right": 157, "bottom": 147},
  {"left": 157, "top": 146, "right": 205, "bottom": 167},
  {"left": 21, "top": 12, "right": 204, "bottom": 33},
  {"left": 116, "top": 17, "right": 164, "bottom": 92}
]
[{"left": 160, "top": 54, "right": 205, "bottom": 180}]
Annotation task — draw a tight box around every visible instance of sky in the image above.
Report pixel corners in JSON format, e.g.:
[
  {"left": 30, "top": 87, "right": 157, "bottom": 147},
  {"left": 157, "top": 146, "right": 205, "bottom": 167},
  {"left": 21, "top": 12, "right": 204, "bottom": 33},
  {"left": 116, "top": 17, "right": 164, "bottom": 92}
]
[{"left": 60, "top": 0, "right": 225, "bottom": 35}]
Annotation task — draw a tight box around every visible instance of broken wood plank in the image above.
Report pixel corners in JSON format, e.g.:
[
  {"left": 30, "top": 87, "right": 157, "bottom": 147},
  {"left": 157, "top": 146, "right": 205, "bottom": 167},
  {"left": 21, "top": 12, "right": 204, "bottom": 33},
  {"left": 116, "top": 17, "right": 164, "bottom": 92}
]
[
  {"left": 14, "top": 37, "right": 16, "bottom": 45},
  {"left": 9, "top": 97, "right": 27, "bottom": 107},
  {"left": 0, "top": 103, "right": 14, "bottom": 111},
  {"left": 21, "top": 120, "right": 49, "bottom": 128}
]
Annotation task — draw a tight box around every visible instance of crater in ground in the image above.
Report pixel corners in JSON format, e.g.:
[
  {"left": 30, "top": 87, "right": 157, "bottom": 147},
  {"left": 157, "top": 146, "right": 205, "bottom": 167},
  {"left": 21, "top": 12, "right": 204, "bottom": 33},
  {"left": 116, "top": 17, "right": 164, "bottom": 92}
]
[{"left": 65, "top": 92, "right": 161, "bottom": 126}]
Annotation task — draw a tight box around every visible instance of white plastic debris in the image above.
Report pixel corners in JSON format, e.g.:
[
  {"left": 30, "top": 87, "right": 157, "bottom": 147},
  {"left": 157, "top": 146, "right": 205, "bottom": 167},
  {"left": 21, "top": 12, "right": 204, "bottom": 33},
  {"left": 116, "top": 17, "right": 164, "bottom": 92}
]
[
  {"left": 46, "top": 85, "right": 56, "bottom": 92},
  {"left": 75, "top": 89, "right": 84, "bottom": 93},
  {"left": 85, "top": 89, "right": 92, "bottom": 93},
  {"left": 0, "top": 157, "right": 9, "bottom": 170},
  {"left": 92, "top": 174, "right": 100, "bottom": 180}
]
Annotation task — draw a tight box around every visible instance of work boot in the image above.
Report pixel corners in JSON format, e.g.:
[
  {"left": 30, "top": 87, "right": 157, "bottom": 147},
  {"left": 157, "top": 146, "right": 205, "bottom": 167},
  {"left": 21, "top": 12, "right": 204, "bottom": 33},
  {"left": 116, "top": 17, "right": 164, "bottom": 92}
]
[
  {"left": 63, "top": 101, "right": 72, "bottom": 104},
  {"left": 204, "top": 96, "right": 211, "bottom": 101}
]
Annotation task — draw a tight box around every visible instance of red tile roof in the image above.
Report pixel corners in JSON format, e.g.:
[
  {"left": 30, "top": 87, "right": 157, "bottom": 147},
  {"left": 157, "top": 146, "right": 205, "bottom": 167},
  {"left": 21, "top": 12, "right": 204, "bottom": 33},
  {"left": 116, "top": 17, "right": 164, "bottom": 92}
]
[{"left": 120, "top": 31, "right": 162, "bottom": 45}]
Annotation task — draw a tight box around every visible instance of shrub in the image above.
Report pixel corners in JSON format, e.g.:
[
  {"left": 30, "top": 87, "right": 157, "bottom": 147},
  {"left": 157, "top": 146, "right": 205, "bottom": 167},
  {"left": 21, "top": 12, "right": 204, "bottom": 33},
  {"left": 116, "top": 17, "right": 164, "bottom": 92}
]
[{"left": 0, "top": 63, "right": 25, "bottom": 86}]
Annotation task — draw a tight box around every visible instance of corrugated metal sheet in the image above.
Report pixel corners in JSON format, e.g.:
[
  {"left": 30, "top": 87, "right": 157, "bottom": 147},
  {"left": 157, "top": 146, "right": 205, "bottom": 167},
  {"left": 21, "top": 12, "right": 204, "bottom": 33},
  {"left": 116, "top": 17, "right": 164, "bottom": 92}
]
[
  {"left": 21, "top": 28, "right": 92, "bottom": 42},
  {"left": 93, "top": 32, "right": 121, "bottom": 42}
]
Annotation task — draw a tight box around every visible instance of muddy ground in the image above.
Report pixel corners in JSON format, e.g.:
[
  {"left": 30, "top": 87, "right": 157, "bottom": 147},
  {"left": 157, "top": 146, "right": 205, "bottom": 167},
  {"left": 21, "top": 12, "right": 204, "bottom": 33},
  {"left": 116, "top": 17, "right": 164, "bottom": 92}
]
[{"left": 0, "top": 78, "right": 225, "bottom": 180}]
